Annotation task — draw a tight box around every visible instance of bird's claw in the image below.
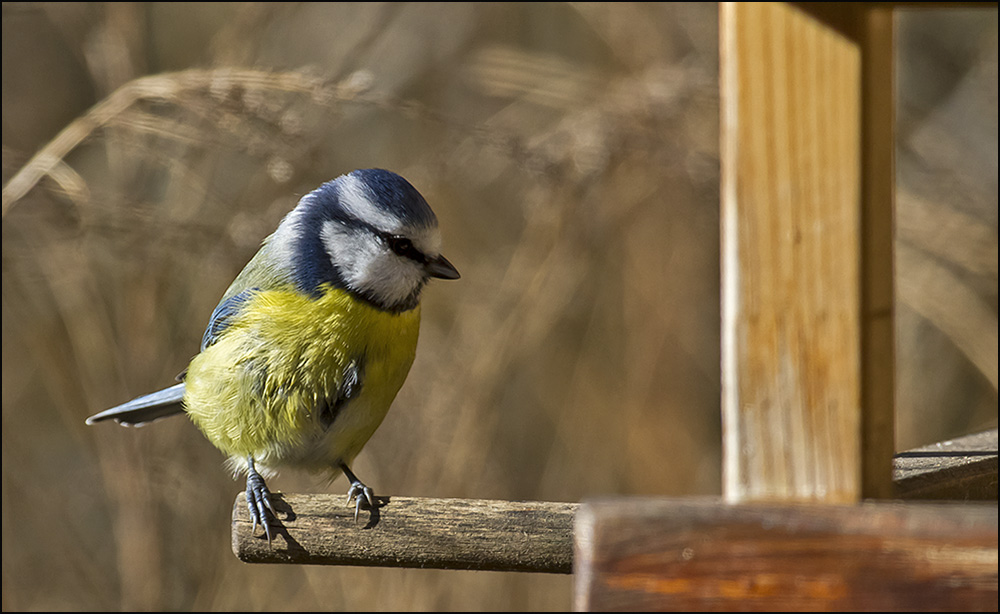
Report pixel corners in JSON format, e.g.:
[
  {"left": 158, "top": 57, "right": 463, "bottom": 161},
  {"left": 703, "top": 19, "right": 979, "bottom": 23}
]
[
  {"left": 346, "top": 480, "right": 375, "bottom": 521},
  {"left": 247, "top": 468, "right": 276, "bottom": 545}
]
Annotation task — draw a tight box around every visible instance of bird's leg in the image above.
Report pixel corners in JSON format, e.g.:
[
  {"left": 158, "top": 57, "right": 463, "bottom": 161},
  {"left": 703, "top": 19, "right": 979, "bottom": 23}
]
[
  {"left": 246, "top": 456, "right": 276, "bottom": 544},
  {"left": 339, "top": 461, "right": 375, "bottom": 521}
]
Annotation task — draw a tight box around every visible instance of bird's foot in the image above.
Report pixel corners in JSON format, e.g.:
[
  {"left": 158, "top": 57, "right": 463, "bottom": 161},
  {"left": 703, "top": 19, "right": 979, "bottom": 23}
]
[
  {"left": 339, "top": 462, "right": 375, "bottom": 521},
  {"left": 345, "top": 480, "right": 375, "bottom": 521},
  {"left": 246, "top": 461, "right": 276, "bottom": 545}
]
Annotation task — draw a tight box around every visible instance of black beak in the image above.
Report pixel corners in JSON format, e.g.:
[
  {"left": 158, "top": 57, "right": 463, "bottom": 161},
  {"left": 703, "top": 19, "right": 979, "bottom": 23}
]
[{"left": 426, "top": 254, "right": 460, "bottom": 280}]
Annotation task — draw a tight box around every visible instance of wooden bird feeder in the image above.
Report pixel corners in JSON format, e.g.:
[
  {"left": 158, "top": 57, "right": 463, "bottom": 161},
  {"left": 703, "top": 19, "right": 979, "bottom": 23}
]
[{"left": 232, "top": 4, "right": 999, "bottom": 610}]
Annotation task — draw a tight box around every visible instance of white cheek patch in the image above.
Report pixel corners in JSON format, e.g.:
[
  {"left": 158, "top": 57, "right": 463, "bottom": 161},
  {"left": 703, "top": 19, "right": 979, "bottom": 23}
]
[
  {"left": 321, "top": 220, "right": 426, "bottom": 308},
  {"left": 320, "top": 221, "right": 369, "bottom": 282}
]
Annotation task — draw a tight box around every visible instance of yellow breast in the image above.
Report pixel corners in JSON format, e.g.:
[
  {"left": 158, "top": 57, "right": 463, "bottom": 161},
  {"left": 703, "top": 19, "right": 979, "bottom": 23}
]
[{"left": 182, "top": 285, "right": 420, "bottom": 472}]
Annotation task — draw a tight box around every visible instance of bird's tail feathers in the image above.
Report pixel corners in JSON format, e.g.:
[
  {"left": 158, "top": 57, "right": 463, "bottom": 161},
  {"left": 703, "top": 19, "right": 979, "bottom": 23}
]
[{"left": 86, "top": 383, "right": 186, "bottom": 427}]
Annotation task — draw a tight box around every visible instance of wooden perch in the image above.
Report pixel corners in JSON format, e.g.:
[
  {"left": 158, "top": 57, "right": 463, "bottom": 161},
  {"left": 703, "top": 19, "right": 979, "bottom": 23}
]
[
  {"left": 232, "top": 429, "right": 996, "bottom": 572},
  {"left": 232, "top": 494, "right": 576, "bottom": 573}
]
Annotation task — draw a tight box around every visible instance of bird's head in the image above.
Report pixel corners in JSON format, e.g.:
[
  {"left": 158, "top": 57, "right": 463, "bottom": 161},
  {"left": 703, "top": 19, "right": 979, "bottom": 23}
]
[{"left": 272, "top": 169, "right": 459, "bottom": 312}]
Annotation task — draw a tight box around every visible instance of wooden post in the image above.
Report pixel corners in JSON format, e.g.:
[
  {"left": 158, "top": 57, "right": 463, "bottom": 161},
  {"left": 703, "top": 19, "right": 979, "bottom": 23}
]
[
  {"left": 719, "top": 1, "right": 898, "bottom": 504},
  {"left": 721, "top": 1, "right": 881, "bottom": 503},
  {"left": 857, "top": 3, "right": 896, "bottom": 500}
]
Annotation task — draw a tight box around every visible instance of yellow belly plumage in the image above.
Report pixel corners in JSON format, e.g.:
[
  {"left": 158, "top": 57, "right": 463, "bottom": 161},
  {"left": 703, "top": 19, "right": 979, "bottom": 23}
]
[{"left": 182, "top": 285, "right": 420, "bottom": 474}]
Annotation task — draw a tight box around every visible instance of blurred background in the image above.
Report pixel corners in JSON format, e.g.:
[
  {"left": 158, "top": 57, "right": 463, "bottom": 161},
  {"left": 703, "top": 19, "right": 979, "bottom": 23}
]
[{"left": 2, "top": 3, "right": 996, "bottom": 611}]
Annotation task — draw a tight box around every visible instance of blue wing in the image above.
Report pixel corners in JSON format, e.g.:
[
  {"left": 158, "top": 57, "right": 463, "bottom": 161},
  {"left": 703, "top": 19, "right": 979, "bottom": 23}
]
[{"left": 201, "top": 288, "right": 259, "bottom": 351}]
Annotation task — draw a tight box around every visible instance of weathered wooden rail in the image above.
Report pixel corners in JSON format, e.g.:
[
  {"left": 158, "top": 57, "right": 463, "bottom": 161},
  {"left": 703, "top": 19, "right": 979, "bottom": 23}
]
[{"left": 234, "top": 429, "right": 996, "bottom": 570}]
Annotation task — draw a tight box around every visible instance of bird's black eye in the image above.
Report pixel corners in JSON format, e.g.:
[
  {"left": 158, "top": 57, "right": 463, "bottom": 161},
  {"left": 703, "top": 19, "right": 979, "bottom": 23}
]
[
  {"left": 387, "top": 235, "right": 423, "bottom": 262},
  {"left": 389, "top": 236, "right": 413, "bottom": 256}
]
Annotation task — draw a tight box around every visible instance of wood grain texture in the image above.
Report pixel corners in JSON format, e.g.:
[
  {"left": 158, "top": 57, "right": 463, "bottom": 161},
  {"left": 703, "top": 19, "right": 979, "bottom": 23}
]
[
  {"left": 228, "top": 431, "right": 996, "bottom": 570},
  {"left": 721, "top": 1, "right": 864, "bottom": 503},
  {"left": 894, "top": 428, "right": 998, "bottom": 501},
  {"left": 231, "top": 494, "right": 577, "bottom": 573},
  {"left": 574, "top": 497, "right": 999, "bottom": 612}
]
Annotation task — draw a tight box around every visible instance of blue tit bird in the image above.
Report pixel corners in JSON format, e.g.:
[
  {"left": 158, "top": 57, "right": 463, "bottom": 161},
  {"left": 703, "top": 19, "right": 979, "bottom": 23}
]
[{"left": 86, "top": 168, "right": 460, "bottom": 541}]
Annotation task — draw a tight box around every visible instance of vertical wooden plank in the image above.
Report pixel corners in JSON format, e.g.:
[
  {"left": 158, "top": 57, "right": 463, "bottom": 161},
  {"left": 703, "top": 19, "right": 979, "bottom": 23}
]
[
  {"left": 721, "top": 2, "right": 863, "bottom": 503},
  {"left": 858, "top": 5, "right": 896, "bottom": 500}
]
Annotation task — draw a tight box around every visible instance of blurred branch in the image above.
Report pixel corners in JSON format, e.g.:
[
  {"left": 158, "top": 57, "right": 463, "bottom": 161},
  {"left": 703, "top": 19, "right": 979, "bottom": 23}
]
[
  {"left": 0, "top": 68, "right": 357, "bottom": 217},
  {"left": 897, "top": 242, "right": 999, "bottom": 390},
  {"left": 897, "top": 187, "right": 998, "bottom": 279},
  {"left": 44, "top": 157, "right": 92, "bottom": 210},
  {"left": 465, "top": 45, "right": 601, "bottom": 109}
]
